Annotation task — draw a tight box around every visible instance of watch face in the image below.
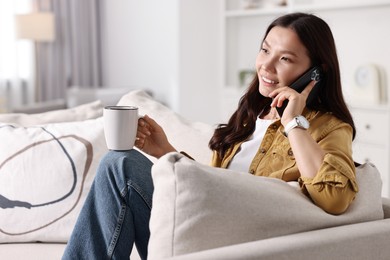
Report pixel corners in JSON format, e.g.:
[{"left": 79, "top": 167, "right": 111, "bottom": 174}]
[{"left": 297, "top": 116, "right": 309, "bottom": 129}]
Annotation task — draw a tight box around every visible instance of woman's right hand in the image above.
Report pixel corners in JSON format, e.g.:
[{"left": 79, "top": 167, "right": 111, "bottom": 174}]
[{"left": 135, "top": 115, "right": 177, "bottom": 158}]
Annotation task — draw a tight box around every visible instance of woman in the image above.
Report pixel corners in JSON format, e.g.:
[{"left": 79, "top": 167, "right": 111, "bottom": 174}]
[{"left": 63, "top": 12, "right": 357, "bottom": 260}]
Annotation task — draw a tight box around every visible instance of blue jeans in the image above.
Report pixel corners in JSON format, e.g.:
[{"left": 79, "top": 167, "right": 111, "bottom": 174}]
[{"left": 62, "top": 149, "right": 154, "bottom": 260}]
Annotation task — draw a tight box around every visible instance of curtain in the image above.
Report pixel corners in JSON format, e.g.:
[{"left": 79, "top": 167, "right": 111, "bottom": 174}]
[
  {"left": 0, "top": 1, "right": 33, "bottom": 111},
  {"left": 34, "top": 0, "right": 103, "bottom": 102}
]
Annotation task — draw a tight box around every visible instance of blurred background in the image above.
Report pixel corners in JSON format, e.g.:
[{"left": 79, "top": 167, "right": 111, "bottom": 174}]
[
  {"left": 0, "top": 0, "right": 388, "bottom": 124},
  {"left": 1, "top": 0, "right": 390, "bottom": 195}
]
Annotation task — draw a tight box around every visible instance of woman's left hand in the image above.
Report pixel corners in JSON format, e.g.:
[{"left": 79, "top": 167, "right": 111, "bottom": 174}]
[{"left": 269, "top": 80, "right": 316, "bottom": 126}]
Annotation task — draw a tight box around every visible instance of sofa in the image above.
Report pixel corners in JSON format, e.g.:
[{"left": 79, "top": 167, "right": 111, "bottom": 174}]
[
  {"left": 10, "top": 86, "right": 136, "bottom": 114},
  {"left": 1, "top": 89, "right": 390, "bottom": 260}
]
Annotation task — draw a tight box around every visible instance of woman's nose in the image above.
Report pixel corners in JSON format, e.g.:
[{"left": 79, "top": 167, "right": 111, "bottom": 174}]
[{"left": 262, "top": 58, "right": 276, "bottom": 73}]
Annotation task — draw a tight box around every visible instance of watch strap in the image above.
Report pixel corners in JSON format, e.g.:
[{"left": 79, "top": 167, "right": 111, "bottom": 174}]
[{"left": 284, "top": 116, "right": 309, "bottom": 136}]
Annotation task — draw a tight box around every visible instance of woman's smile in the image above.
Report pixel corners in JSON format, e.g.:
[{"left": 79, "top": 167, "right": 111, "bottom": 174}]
[{"left": 261, "top": 76, "right": 279, "bottom": 85}]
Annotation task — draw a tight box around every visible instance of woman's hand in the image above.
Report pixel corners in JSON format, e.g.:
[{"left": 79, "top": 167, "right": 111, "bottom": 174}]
[
  {"left": 269, "top": 80, "right": 316, "bottom": 126},
  {"left": 270, "top": 80, "right": 325, "bottom": 179},
  {"left": 135, "top": 115, "right": 177, "bottom": 158}
]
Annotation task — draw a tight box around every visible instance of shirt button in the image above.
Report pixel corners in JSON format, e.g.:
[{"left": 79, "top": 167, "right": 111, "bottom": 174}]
[
  {"left": 288, "top": 149, "right": 293, "bottom": 156},
  {"left": 249, "top": 169, "right": 255, "bottom": 174},
  {"left": 260, "top": 148, "right": 266, "bottom": 153}
]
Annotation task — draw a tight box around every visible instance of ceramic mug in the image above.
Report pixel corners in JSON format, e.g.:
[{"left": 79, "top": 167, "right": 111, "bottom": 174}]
[{"left": 103, "top": 106, "right": 138, "bottom": 151}]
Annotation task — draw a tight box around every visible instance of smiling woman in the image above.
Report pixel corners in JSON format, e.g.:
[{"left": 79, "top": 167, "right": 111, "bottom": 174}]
[{"left": 62, "top": 12, "right": 360, "bottom": 260}]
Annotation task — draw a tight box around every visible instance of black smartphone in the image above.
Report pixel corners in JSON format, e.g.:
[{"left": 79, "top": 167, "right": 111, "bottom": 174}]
[{"left": 276, "top": 66, "right": 323, "bottom": 117}]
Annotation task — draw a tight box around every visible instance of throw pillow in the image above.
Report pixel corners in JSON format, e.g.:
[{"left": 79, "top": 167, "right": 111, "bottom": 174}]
[
  {"left": 0, "top": 100, "right": 103, "bottom": 127},
  {"left": 117, "top": 90, "right": 214, "bottom": 164},
  {"left": 148, "top": 153, "right": 384, "bottom": 258},
  {"left": 0, "top": 118, "right": 106, "bottom": 243}
]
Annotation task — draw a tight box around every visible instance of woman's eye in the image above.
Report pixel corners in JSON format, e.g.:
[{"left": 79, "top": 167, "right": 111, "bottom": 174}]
[
  {"left": 260, "top": 48, "right": 269, "bottom": 54},
  {"left": 281, "top": 56, "right": 290, "bottom": 62}
]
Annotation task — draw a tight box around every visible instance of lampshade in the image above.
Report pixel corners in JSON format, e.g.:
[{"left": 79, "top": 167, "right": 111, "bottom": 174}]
[{"left": 14, "top": 13, "right": 55, "bottom": 42}]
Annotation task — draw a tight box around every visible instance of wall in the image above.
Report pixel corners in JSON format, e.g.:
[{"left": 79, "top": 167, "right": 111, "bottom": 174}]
[
  {"left": 100, "top": 1, "right": 390, "bottom": 124},
  {"left": 100, "top": 0, "right": 179, "bottom": 109},
  {"left": 178, "top": 1, "right": 221, "bottom": 124},
  {"left": 100, "top": 0, "right": 221, "bottom": 124},
  {"left": 315, "top": 5, "right": 390, "bottom": 104}
]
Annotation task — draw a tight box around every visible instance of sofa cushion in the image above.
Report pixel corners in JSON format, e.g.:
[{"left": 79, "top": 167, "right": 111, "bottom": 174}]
[
  {"left": 148, "top": 153, "right": 384, "bottom": 258},
  {"left": 0, "top": 118, "right": 106, "bottom": 243},
  {"left": 117, "top": 90, "right": 214, "bottom": 164},
  {"left": 0, "top": 89, "right": 213, "bottom": 244}
]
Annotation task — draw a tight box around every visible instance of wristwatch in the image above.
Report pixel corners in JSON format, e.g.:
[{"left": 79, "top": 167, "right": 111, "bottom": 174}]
[{"left": 284, "top": 115, "right": 310, "bottom": 136}]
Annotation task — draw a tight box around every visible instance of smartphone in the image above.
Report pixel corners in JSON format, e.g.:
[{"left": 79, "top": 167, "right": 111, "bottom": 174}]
[{"left": 276, "top": 66, "right": 323, "bottom": 117}]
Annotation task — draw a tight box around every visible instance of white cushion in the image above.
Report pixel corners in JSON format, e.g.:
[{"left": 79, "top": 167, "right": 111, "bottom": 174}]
[
  {"left": 117, "top": 90, "right": 214, "bottom": 164},
  {"left": 0, "top": 100, "right": 103, "bottom": 127},
  {"left": 0, "top": 89, "right": 213, "bottom": 244},
  {"left": 148, "top": 153, "right": 384, "bottom": 258},
  {"left": 0, "top": 118, "right": 106, "bottom": 243}
]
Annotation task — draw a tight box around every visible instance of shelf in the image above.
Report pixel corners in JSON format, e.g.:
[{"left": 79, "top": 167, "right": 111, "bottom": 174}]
[
  {"left": 225, "top": 6, "right": 288, "bottom": 17},
  {"left": 224, "top": 0, "right": 390, "bottom": 17},
  {"left": 349, "top": 103, "right": 389, "bottom": 112},
  {"left": 294, "top": 0, "right": 390, "bottom": 13},
  {"left": 347, "top": 101, "right": 390, "bottom": 112},
  {"left": 221, "top": 0, "right": 390, "bottom": 199}
]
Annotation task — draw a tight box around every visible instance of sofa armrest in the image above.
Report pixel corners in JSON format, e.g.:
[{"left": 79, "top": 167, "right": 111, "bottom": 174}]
[
  {"left": 168, "top": 218, "right": 390, "bottom": 260},
  {"left": 383, "top": 197, "right": 390, "bottom": 218}
]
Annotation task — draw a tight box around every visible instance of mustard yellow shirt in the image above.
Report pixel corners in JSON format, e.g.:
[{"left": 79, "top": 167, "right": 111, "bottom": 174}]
[{"left": 210, "top": 110, "right": 358, "bottom": 215}]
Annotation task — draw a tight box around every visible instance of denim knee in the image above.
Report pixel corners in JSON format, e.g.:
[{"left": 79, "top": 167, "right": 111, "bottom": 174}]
[
  {"left": 95, "top": 149, "right": 154, "bottom": 198},
  {"left": 98, "top": 149, "right": 149, "bottom": 175},
  {"left": 99, "top": 149, "right": 144, "bottom": 168}
]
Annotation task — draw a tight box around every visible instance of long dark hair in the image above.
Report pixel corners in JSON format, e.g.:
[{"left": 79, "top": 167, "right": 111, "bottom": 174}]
[{"left": 209, "top": 12, "right": 356, "bottom": 160}]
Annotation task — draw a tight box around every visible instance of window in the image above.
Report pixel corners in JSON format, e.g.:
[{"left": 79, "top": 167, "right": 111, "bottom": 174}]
[{"left": 0, "top": 0, "right": 33, "bottom": 111}]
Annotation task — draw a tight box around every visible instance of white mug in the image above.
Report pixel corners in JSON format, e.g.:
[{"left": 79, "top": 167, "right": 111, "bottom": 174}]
[{"left": 103, "top": 106, "right": 138, "bottom": 151}]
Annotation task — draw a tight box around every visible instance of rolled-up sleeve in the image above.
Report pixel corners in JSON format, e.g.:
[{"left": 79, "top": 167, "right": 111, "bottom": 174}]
[{"left": 299, "top": 123, "right": 358, "bottom": 215}]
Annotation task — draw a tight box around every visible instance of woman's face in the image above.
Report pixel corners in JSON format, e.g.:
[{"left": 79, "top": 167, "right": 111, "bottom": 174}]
[{"left": 256, "top": 26, "right": 312, "bottom": 97}]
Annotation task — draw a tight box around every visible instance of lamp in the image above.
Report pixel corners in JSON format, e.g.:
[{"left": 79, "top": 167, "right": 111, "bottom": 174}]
[{"left": 14, "top": 12, "right": 55, "bottom": 102}]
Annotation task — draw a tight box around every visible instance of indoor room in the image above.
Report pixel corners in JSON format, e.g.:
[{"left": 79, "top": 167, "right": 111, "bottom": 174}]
[{"left": 1, "top": 0, "right": 390, "bottom": 259}]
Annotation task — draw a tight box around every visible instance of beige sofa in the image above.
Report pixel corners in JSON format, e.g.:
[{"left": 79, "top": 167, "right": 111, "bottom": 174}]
[{"left": 1, "top": 90, "right": 390, "bottom": 259}]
